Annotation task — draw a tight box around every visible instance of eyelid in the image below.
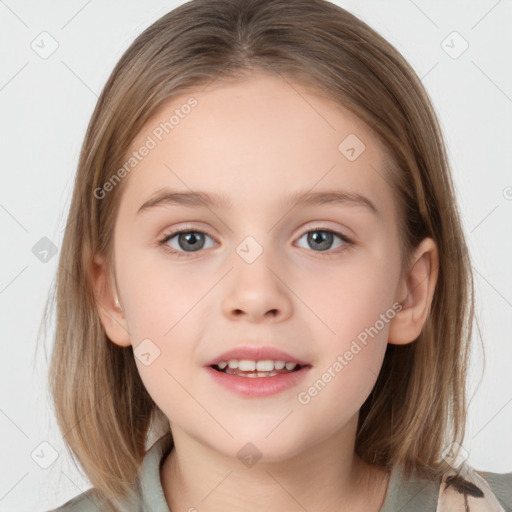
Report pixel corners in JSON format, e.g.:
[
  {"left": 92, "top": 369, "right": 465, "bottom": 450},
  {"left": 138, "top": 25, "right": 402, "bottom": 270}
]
[
  {"left": 159, "top": 223, "right": 217, "bottom": 243},
  {"left": 296, "top": 223, "right": 353, "bottom": 241}
]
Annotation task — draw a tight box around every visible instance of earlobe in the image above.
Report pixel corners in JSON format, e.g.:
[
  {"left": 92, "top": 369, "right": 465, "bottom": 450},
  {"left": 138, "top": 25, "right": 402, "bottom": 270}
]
[
  {"left": 91, "top": 254, "right": 132, "bottom": 347},
  {"left": 388, "top": 237, "right": 439, "bottom": 345}
]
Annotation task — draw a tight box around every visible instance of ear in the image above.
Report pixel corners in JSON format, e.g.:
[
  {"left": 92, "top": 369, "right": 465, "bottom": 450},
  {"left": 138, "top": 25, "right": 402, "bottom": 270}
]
[
  {"left": 388, "top": 237, "right": 439, "bottom": 345},
  {"left": 91, "top": 254, "right": 131, "bottom": 347}
]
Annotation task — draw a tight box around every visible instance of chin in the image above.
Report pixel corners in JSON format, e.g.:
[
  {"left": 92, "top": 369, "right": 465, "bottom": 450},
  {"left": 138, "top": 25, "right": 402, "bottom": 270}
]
[{"left": 209, "top": 428, "right": 312, "bottom": 464}]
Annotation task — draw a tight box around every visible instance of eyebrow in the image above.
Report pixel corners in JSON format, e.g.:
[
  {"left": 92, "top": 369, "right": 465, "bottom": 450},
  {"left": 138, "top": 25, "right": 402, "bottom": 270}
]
[{"left": 137, "top": 188, "right": 379, "bottom": 216}]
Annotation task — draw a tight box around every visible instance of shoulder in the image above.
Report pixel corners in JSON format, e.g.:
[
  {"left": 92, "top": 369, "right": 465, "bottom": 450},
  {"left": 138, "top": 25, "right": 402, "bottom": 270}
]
[
  {"left": 437, "top": 465, "right": 512, "bottom": 511},
  {"left": 383, "top": 463, "right": 512, "bottom": 512},
  {"left": 43, "top": 486, "right": 142, "bottom": 512},
  {"left": 42, "top": 433, "right": 174, "bottom": 512},
  {"left": 475, "top": 469, "right": 512, "bottom": 511},
  {"left": 43, "top": 489, "right": 102, "bottom": 512}
]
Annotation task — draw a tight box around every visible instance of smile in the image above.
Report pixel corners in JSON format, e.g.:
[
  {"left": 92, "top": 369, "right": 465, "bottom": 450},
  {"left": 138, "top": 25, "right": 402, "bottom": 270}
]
[{"left": 206, "top": 361, "right": 311, "bottom": 397}]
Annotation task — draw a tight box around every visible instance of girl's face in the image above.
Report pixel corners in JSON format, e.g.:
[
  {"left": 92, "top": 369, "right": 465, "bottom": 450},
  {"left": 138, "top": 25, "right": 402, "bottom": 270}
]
[{"left": 107, "top": 73, "right": 409, "bottom": 461}]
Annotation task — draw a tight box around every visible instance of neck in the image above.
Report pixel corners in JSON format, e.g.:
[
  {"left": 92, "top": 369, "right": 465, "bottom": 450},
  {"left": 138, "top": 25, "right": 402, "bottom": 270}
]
[{"left": 160, "top": 415, "right": 390, "bottom": 512}]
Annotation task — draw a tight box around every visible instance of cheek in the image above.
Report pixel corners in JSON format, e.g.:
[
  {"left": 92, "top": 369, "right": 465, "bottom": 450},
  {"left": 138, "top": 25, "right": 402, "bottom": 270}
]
[
  {"left": 294, "top": 276, "right": 395, "bottom": 432},
  {"left": 115, "top": 250, "right": 215, "bottom": 418},
  {"left": 293, "top": 251, "right": 399, "bottom": 406},
  {"left": 297, "top": 249, "right": 400, "bottom": 348},
  {"left": 117, "top": 246, "right": 213, "bottom": 339}
]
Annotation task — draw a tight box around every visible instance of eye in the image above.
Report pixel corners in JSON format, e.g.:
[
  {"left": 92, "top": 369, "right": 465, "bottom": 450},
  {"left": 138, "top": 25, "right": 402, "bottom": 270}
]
[
  {"left": 158, "top": 226, "right": 353, "bottom": 259},
  {"left": 159, "top": 227, "right": 216, "bottom": 258},
  {"left": 295, "top": 227, "right": 353, "bottom": 254}
]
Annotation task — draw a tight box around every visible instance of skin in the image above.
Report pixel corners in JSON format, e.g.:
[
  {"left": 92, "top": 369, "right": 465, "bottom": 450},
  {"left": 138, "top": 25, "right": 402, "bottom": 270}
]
[{"left": 93, "top": 72, "right": 438, "bottom": 511}]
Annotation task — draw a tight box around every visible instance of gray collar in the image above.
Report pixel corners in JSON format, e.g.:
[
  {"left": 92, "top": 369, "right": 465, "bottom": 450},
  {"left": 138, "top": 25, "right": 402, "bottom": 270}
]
[
  {"left": 135, "top": 433, "right": 440, "bottom": 511},
  {"left": 138, "top": 432, "right": 174, "bottom": 511}
]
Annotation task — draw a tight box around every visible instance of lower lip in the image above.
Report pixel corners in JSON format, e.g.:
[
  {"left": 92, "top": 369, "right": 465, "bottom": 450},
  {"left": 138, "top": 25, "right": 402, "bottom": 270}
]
[{"left": 204, "top": 366, "right": 311, "bottom": 398}]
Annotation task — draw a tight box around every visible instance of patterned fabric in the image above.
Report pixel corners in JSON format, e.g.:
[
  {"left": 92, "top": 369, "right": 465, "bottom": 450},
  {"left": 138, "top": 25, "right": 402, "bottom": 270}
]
[{"left": 437, "top": 463, "right": 507, "bottom": 512}]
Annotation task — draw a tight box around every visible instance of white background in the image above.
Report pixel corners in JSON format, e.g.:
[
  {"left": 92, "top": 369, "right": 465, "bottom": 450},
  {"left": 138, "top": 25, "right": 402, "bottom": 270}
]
[{"left": 0, "top": 0, "right": 511, "bottom": 510}]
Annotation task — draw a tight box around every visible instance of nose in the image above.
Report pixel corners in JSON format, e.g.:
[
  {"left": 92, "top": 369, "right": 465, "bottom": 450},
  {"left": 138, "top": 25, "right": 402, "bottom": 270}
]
[{"left": 221, "top": 252, "right": 293, "bottom": 323}]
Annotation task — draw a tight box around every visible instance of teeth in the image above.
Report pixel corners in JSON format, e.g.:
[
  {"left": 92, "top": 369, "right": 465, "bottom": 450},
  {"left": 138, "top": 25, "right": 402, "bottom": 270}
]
[
  {"left": 224, "top": 367, "right": 279, "bottom": 378},
  {"left": 238, "top": 360, "right": 256, "bottom": 371},
  {"left": 220, "top": 359, "right": 298, "bottom": 371},
  {"left": 256, "top": 360, "right": 274, "bottom": 371}
]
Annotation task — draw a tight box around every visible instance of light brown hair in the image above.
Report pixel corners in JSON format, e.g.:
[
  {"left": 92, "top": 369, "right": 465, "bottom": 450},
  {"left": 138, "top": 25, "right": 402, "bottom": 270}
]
[{"left": 44, "top": 0, "right": 475, "bottom": 509}]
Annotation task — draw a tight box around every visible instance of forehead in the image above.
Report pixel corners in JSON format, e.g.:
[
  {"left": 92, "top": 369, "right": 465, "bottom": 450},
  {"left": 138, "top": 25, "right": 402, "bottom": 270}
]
[{"left": 119, "top": 73, "right": 395, "bottom": 217}]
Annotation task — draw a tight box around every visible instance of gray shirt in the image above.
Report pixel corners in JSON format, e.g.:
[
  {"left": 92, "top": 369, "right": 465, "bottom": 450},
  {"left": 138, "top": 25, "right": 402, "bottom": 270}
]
[{"left": 46, "top": 432, "right": 512, "bottom": 511}]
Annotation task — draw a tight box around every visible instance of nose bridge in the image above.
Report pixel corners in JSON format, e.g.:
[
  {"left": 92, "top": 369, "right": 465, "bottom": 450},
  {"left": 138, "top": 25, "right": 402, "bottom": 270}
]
[
  {"left": 232, "top": 233, "right": 282, "bottom": 289},
  {"left": 222, "top": 232, "right": 292, "bottom": 321}
]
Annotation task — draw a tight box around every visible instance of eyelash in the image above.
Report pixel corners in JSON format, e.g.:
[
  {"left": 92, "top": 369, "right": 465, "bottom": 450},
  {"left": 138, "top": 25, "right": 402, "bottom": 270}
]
[{"left": 158, "top": 226, "right": 354, "bottom": 259}]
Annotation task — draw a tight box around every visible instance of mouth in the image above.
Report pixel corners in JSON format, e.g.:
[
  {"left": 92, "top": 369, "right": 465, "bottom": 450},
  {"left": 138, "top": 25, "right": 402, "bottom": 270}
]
[
  {"left": 210, "top": 359, "right": 307, "bottom": 378},
  {"left": 205, "top": 360, "right": 311, "bottom": 397},
  {"left": 204, "top": 346, "right": 312, "bottom": 396}
]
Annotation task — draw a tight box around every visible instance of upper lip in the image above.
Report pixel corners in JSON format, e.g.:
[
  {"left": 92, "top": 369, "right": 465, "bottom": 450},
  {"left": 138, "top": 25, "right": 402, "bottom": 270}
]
[{"left": 205, "top": 346, "right": 310, "bottom": 367}]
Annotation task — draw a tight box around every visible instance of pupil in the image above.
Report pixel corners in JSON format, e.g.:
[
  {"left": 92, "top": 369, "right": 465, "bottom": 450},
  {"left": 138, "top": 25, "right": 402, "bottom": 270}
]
[
  {"left": 309, "top": 231, "right": 332, "bottom": 251},
  {"left": 179, "top": 232, "right": 204, "bottom": 251}
]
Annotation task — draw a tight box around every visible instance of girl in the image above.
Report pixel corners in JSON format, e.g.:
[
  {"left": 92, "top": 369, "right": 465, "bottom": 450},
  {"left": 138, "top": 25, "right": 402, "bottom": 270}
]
[{"left": 45, "top": 0, "right": 511, "bottom": 511}]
